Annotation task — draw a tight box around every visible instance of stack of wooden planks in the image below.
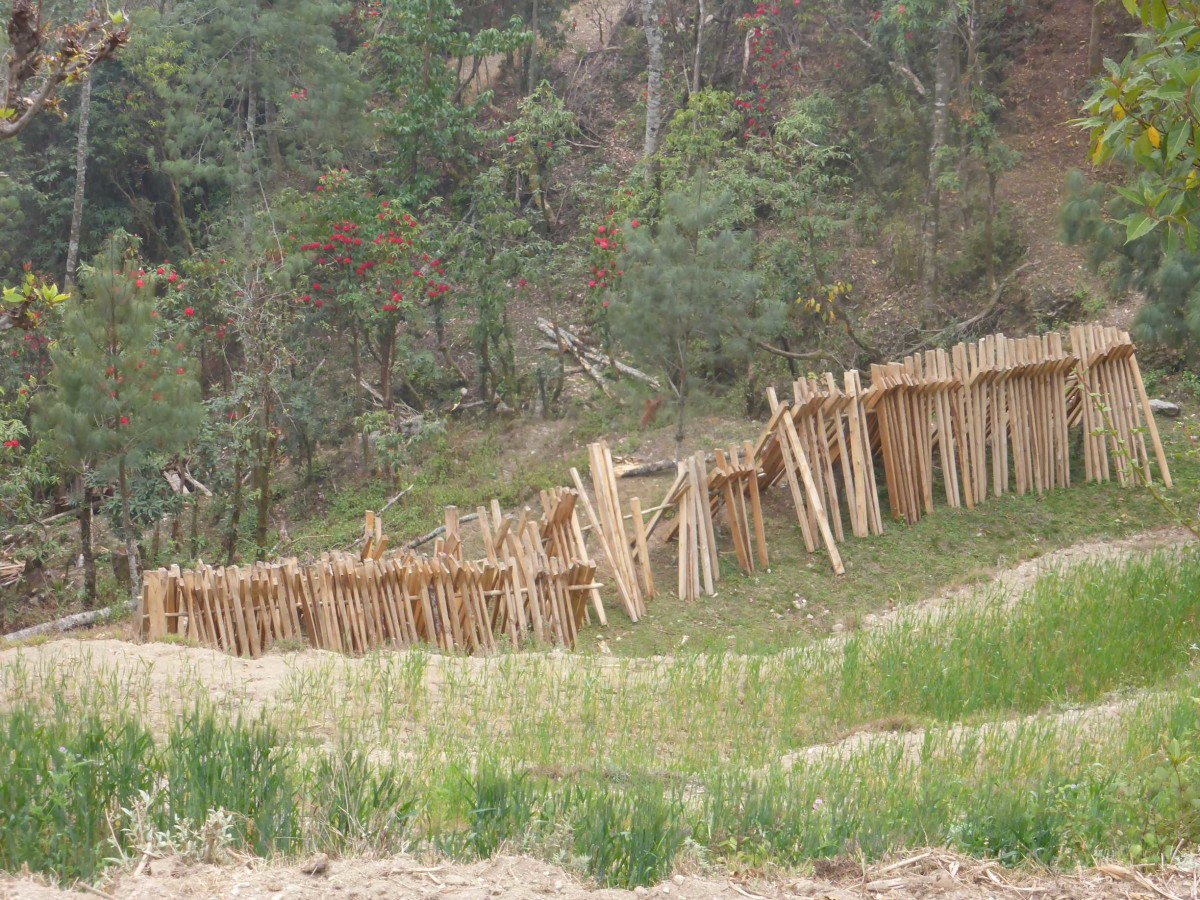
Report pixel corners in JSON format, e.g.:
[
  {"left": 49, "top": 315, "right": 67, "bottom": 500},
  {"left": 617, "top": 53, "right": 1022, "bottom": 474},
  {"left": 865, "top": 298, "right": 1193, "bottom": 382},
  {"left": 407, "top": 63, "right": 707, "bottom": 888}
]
[
  {"left": 663, "top": 451, "right": 721, "bottom": 601},
  {"left": 138, "top": 327, "right": 1173, "bottom": 648},
  {"left": 1070, "top": 325, "right": 1171, "bottom": 489},
  {"left": 570, "top": 443, "right": 647, "bottom": 621},
  {"left": 671, "top": 329, "right": 1169, "bottom": 577},
  {"left": 140, "top": 549, "right": 598, "bottom": 657},
  {"left": 758, "top": 385, "right": 845, "bottom": 574}
]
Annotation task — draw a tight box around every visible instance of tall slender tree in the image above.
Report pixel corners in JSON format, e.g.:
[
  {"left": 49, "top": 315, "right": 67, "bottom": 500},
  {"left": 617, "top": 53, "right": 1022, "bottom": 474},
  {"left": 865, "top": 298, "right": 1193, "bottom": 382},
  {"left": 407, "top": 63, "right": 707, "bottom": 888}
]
[
  {"left": 36, "top": 237, "right": 201, "bottom": 609},
  {"left": 612, "top": 180, "right": 761, "bottom": 459}
]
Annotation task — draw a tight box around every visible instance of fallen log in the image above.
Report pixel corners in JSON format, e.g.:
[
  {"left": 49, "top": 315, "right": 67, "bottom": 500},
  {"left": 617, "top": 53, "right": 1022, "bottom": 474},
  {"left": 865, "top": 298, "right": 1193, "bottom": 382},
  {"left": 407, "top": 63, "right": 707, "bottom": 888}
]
[
  {"left": 537, "top": 319, "right": 613, "bottom": 398},
  {"left": 615, "top": 458, "right": 679, "bottom": 478},
  {"left": 536, "top": 318, "right": 661, "bottom": 389},
  {"left": 3, "top": 606, "right": 122, "bottom": 643},
  {"left": 399, "top": 513, "right": 481, "bottom": 551}
]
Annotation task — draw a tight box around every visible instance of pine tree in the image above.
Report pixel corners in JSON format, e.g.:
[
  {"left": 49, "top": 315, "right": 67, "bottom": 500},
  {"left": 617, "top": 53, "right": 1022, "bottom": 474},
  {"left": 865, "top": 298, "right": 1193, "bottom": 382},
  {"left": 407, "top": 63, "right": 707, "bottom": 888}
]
[
  {"left": 36, "top": 238, "right": 202, "bottom": 610},
  {"left": 612, "top": 181, "right": 761, "bottom": 460}
]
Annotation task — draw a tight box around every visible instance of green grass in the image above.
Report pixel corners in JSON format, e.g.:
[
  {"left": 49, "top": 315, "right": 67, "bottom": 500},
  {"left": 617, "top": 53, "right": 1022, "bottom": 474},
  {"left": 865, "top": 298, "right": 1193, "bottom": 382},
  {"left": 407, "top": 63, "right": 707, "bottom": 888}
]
[
  {"left": 5, "top": 551, "right": 1200, "bottom": 884},
  {"left": 584, "top": 418, "right": 1200, "bottom": 656}
]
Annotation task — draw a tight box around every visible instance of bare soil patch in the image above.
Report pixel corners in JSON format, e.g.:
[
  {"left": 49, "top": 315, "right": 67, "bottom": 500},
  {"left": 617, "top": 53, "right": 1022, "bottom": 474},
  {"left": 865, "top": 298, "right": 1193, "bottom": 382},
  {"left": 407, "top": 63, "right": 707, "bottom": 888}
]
[{"left": 3, "top": 851, "right": 1195, "bottom": 899}]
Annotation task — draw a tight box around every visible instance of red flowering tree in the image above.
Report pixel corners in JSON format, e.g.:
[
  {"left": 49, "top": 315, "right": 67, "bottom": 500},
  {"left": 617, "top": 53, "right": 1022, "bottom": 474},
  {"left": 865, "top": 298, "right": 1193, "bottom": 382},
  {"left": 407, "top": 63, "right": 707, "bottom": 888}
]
[
  {"left": 295, "top": 171, "right": 450, "bottom": 411},
  {"left": 36, "top": 237, "right": 201, "bottom": 609}
]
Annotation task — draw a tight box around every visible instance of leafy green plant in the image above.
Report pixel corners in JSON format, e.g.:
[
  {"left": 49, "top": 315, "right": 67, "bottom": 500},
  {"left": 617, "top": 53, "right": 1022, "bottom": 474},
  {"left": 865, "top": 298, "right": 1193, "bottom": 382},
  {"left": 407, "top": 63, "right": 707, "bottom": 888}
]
[
  {"left": 0, "top": 705, "right": 153, "bottom": 882},
  {"left": 157, "top": 708, "right": 298, "bottom": 856},
  {"left": 571, "top": 786, "right": 687, "bottom": 888},
  {"left": 308, "top": 747, "right": 416, "bottom": 854}
]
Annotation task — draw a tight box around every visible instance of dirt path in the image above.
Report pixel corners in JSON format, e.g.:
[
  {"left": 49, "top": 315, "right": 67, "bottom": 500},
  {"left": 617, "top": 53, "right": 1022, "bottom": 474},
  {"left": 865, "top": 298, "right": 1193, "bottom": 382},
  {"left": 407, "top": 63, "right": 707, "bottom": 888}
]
[
  {"left": 4, "top": 851, "right": 1198, "bottom": 900},
  {"left": 861, "top": 525, "right": 1194, "bottom": 634}
]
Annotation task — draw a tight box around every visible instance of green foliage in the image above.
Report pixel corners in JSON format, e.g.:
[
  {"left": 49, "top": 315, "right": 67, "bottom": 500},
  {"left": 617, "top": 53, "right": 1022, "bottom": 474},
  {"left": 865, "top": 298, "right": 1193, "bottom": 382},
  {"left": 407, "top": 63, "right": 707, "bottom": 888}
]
[
  {"left": 159, "top": 0, "right": 369, "bottom": 196},
  {"left": 308, "top": 746, "right": 416, "bottom": 854},
  {"left": 373, "top": 0, "right": 530, "bottom": 203},
  {"left": 836, "top": 551, "right": 1200, "bottom": 723},
  {"left": 464, "top": 763, "right": 538, "bottom": 857},
  {"left": 158, "top": 708, "right": 297, "bottom": 856},
  {"left": 612, "top": 180, "right": 762, "bottom": 449},
  {"left": 571, "top": 787, "right": 688, "bottom": 888},
  {"left": 0, "top": 705, "right": 154, "bottom": 882},
  {"left": 1077, "top": 0, "right": 1200, "bottom": 253},
  {"left": 36, "top": 237, "right": 202, "bottom": 480},
  {"left": 1062, "top": 169, "right": 1200, "bottom": 358}
]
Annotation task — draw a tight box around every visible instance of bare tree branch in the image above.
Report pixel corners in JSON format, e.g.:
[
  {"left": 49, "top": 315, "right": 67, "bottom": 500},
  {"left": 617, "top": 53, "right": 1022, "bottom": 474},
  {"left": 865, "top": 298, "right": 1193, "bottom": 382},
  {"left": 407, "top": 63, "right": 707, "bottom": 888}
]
[
  {"left": 1, "top": 0, "right": 129, "bottom": 141},
  {"left": 836, "top": 21, "right": 927, "bottom": 97}
]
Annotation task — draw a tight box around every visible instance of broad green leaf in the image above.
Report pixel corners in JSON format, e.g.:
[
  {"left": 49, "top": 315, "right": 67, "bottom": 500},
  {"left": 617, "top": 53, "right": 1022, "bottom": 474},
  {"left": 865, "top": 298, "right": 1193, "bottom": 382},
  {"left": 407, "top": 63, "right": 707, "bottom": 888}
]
[
  {"left": 1169, "top": 123, "right": 1191, "bottom": 158},
  {"left": 1125, "top": 213, "right": 1159, "bottom": 242}
]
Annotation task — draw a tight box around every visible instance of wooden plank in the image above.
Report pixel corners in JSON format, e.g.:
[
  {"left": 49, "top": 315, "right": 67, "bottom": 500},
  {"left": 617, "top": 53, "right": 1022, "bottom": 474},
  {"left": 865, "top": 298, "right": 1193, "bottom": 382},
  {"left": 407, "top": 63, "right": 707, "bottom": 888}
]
[
  {"left": 780, "top": 405, "right": 845, "bottom": 575},
  {"left": 1128, "top": 350, "right": 1173, "bottom": 487},
  {"left": 142, "top": 569, "right": 167, "bottom": 641},
  {"left": 629, "top": 496, "right": 656, "bottom": 598},
  {"left": 570, "top": 465, "right": 638, "bottom": 621}
]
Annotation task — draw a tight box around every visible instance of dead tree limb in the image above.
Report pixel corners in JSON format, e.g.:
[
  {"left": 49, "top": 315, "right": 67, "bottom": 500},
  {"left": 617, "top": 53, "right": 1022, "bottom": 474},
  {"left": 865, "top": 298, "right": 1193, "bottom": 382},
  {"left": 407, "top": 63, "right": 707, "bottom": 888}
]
[
  {"left": 536, "top": 318, "right": 661, "bottom": 389},
  {"left": 4, "top": 606, "right": 121, "bottom": 643},
  {"left": 899, "top": 261, "right": 1032, "bottom": 358},
  {"left": 838, "top": 22, "right": 927, "bottom": 96},
  {"left": 536, "top": 320, "right": 614, "bottom": 397},
  {"left": 755, "top": 341, "right": 845, "bottom": 368},
  {"left": 399, "top": 513, "right": 481, "bottom": 552},
  {"left": 379, "top": 484, "right": 415, "bottom": 515}
]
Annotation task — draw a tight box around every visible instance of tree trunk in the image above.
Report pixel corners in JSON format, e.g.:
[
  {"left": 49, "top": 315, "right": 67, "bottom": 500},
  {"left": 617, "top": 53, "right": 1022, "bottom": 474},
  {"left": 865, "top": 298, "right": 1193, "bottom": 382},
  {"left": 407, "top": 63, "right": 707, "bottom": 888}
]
[
  {"left": 380, "top": 324, "right": 394, "bottom": 408},
  {"left": 528, "top": 0, "right": 539, "bottom": 91},
  {"left": 252, "top": 434, "right": 276, "bottom": 560},
  {"left": 674, "top": 382, "right": 687, "bottom": 462},
  {"left": 642, "top": 0, "right": 665, "bottom": 177},
  {"left": 166, "top": 172, "right": 196, "bottom": 255},
  {"left": 117, "top": 455, "right": 141, "bottom": 613},
  {"left": 1088, "top": 2, "right": 1104, "bottom": 77},
  {"left": 189, "top": 492, "right": 200, "bottom": 559},
  {"left": 673, "top": 350, "right": 689, "bottom": 462},
  {"left": 63, "top": 71, "right": 93, "bottom": 292},
  {"left": 351, "top": 325, "right": 369, "bottom": 469},
  {"left": 691, "top": 0, "right": 705, "bottom": 96},
  {"left": 79, "top": 476, "right": 96, "bottom": 608},
  {"left": 224, "top": 452, "right": 245, "bottom": 566},
  {"left": 920, "top": 19, "right": 955, "bottom": 316},
  {"left": 985, "top": 169, "right": 997, "bottom": 293}
]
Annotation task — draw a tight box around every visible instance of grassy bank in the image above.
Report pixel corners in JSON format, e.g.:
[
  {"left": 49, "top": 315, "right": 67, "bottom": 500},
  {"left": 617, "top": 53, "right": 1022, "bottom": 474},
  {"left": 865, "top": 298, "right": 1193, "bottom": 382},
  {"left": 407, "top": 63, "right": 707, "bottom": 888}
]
[{"left": 4, "top": 551, "right": 1200, "bottom": 885}]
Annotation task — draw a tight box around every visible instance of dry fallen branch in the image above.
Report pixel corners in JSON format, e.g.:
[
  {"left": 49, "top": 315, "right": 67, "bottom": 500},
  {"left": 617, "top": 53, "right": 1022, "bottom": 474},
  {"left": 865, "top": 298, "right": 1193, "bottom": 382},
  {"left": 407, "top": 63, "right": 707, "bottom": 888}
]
[
  {"left": 3, "top": 606, "right": 121, "bottom": 643},
  {"left": 536, "top": 318, "right": 661, "bottom": 390}
]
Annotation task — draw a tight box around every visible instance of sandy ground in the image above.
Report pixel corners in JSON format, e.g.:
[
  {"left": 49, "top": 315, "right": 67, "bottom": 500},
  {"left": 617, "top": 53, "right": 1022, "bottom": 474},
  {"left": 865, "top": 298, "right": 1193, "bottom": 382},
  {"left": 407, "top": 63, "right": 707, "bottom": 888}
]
[{"left": 5, "top": 851, "right": 1200, "bottom": 900}]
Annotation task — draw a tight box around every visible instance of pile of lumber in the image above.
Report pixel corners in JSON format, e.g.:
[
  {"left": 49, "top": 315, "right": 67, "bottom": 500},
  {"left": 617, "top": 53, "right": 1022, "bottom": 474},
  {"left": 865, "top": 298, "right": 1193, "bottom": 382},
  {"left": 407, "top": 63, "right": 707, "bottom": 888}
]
[
  {"left": 668, "top": 327, "right": 1169, "bottom": 578},
  {"left": 664, "top": 452, "right": 720, "bottom": 601},
  {"left": 140, "top": 550, "right": 598, "bottom": 657},
  {"left": 1071, "top": 325, "right": 1171, "bottom": 489},
  {"left": 137, "top": 325, "right": 1172, "bottom": 645},
  {"left": 656, "top": 444, "right": 768, "bottom": 600},
  {"left": 0, "top": 558, "right": 22, "bottom": 590},
  {"left": 570, "top": 443, "right": 650, "bottom": 620},
  {"left": 757, "top": 386, "right": 845, "bottom": 574}
]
